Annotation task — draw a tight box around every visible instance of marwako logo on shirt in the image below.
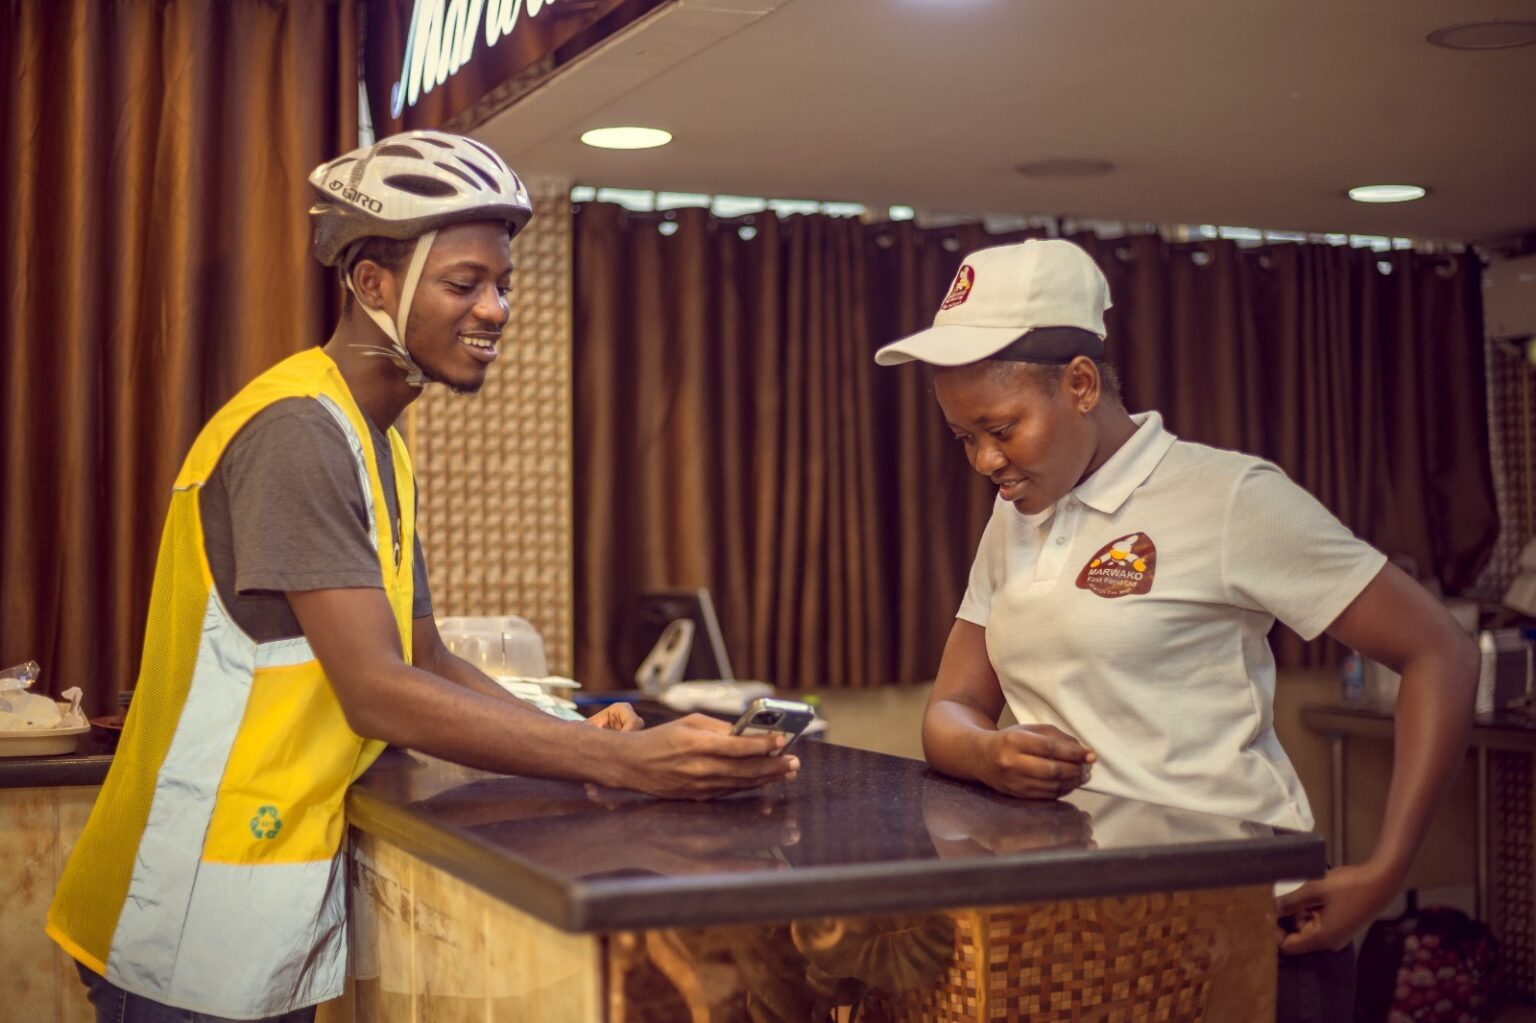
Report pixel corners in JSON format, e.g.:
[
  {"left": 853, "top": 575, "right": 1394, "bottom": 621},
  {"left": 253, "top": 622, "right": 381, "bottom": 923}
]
[{"left": 1076, "top": 533, "right": 1157, "bottom": 598}]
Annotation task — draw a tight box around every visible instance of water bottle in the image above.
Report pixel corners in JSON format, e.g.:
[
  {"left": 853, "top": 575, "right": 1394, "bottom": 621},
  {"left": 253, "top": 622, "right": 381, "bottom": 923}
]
[
  {"left": 1476, "top": 630, "right": 1498, "bottom": 715},
  {"left": 1340, "top": 651, "right": 1364, "bottom": 705}
]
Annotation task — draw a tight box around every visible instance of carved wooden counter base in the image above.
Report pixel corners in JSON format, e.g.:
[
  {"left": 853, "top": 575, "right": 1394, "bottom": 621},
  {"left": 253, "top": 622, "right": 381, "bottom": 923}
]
[
  {"left": 609, "top": 887, "right": 1275, "bottom": 1023},
  {"left": 335, "top": 833, "right": 1275, "bottom": 1023}
]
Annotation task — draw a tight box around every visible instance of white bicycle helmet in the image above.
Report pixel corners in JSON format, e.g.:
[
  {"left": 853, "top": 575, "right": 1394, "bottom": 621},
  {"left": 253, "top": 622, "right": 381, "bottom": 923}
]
[{"left": 308, "top": 130, "right": 534, "bottom": 386}]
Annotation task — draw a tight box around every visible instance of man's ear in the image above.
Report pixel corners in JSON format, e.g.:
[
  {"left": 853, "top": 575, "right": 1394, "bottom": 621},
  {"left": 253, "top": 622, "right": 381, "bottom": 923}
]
[{"left": 350, "top": 259, "right": 396, "bottom": 313}]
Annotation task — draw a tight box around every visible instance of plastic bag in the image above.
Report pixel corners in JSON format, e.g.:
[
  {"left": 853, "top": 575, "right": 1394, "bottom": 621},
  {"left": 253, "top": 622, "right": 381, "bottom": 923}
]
[
  {"left": 0, "top": 660, "right": 41, "bottom": 694},
  {"left": 0, "top": 661, "right": 86, "bottom": 731},
  {"left": 1355, "top": 890, "right": 1495, "bottom": 1022}
]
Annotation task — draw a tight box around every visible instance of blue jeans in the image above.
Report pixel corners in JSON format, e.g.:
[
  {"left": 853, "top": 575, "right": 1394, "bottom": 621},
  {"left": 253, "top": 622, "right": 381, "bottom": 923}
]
[{"left": 75, "top": 961, "right": 319, "bottom": 1023}]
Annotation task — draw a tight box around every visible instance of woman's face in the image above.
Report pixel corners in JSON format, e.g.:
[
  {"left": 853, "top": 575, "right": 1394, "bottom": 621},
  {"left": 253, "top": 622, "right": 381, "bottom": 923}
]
[{"left": 933, "top": 360, "right": 1098, "bottom": 516}]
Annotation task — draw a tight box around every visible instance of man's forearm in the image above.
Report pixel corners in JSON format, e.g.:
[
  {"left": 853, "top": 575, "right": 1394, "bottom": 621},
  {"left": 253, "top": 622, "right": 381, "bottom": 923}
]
[
  {"left": 425, "top": 646, "right": 544, "bottom": 708},
  {"left": 351, "top": 657, "right": 624, "bottom": 783}
]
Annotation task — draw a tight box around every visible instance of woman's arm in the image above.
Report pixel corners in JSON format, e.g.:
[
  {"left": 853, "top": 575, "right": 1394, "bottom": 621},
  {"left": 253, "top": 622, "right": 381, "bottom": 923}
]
[
  {"left": 1277, "top": 562, "right": 1479, "bottom": 953},
  {"left": 923, "top": 619, "right": 1095, "bottom": 800}
]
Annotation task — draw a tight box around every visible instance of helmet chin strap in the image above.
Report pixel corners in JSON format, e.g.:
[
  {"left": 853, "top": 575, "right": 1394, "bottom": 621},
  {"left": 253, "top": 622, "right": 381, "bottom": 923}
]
[{"left": 344, "top": 230, "right": 439, "bottom": 388}]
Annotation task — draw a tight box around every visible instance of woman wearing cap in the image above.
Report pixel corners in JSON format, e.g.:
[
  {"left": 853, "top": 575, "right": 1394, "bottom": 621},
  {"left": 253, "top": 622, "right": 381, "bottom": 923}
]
[
  {"left": 48, "top": 131, "right": 797, "bottom": 1023},
  {"left": 876, "top": 238, "right": 1478, "bottom": 1021}
]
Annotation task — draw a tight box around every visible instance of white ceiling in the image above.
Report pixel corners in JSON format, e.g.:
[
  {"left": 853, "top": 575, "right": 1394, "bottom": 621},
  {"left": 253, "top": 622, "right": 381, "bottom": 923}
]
[{"left": 478, "top": 0, "right": 1536, "bottom": 243}]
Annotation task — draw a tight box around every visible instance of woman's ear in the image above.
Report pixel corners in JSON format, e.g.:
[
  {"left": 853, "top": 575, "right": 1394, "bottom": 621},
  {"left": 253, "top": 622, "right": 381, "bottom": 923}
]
[{"left": 1064, "top": 356, "right": 1101, "bottom": 413}]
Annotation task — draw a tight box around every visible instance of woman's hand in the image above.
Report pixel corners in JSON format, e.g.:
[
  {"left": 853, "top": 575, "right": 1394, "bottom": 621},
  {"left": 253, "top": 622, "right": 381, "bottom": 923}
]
[
  {"left": 972, "top": 723, "right": 1096, "bottom": 800},
  {"left": 1276, "top": 862, "right": 1398, "bottom": 954}
]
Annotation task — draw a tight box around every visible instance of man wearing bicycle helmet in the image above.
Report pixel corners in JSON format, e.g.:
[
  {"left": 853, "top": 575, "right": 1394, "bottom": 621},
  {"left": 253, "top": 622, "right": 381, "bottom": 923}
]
[{"left": 48, "top": 131, "right": 798, "bottom": 1023}]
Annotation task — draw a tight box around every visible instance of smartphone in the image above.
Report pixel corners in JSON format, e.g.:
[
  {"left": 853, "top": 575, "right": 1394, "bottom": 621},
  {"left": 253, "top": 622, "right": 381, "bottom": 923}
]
[{"left": 730, "top": 698, "right": 816, "bottom": 754}]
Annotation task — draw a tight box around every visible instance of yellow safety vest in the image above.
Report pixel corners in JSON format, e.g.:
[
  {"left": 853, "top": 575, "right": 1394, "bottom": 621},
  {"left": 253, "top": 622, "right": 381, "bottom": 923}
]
[{"left": 48, "top": 348, "right": 416, "bottom": 1017}]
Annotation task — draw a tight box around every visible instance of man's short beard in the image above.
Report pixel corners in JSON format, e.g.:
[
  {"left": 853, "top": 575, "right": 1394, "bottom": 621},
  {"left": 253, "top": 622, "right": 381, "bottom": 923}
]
[
  {"left": 422, "top": 364, "right": 483, "bottom": 396},
  {"left": 403, "top": 327, "right": 485, "bottom": 395}
]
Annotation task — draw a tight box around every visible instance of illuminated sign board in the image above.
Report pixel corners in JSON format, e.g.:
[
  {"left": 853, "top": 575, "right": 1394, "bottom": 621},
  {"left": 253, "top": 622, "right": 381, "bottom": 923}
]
[
  {"left": 365, "top": 0, "right": 670, "bottom": 133},
  {"left": 392, "top": 0, "right": 563, "bottom": 118}
]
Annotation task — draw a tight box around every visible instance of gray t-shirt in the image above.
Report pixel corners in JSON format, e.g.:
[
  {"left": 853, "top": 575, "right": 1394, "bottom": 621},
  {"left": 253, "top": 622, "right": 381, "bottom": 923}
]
[{"left": 199, "top": 397, "right": 432, "bottom": 643}]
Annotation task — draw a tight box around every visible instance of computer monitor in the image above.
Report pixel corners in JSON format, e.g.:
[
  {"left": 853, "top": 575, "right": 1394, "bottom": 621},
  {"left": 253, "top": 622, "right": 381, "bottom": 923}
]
[{"left": 635, "top": 588, "right": 735, "bottom": 682}]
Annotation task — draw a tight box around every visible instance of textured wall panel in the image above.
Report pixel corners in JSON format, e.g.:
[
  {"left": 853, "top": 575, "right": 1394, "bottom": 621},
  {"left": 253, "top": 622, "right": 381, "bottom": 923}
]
[
  {"left": 411, "top": 175, "right": 574, "bottom": 676},
  {"left": 1494, "top": 751, "right": 1535, "bottom": 1001},
  {"left": 1472, "top": 338, "right": 1535, "bottom": 599}
]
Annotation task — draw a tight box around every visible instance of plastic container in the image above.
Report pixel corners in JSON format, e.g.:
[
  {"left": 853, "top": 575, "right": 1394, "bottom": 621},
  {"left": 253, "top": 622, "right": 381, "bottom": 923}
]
[
  {"left": 435, "top": 616, "right": 548, "bottom": 678},
  {"left": 1476, "top": 628, "right": 1533, "bottom": 715},
  {"left": 0, "top": 697, "right": 89, "bottom": 752},
  {"left": 0, "top": 706, "right": 91, "bottom": 757}
]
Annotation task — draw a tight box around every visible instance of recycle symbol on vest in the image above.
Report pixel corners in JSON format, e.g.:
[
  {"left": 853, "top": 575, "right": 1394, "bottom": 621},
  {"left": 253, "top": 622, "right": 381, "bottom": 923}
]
[{"left": 249, "top": 805, "right": 283, "bottom": 840}]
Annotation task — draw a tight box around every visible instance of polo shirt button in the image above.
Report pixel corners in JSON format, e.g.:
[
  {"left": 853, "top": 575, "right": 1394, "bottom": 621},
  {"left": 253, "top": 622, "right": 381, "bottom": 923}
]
[{"left": 1055, "top": 537, "right": 1066, "bottom": 546}]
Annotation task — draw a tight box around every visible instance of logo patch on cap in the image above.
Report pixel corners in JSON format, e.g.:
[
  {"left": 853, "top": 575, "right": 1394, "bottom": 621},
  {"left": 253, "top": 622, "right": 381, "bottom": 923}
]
[
  {"left": 940, "top": 265, "right": 975, "bottom": 310},
  {"left": 1076, "top": 533, "right": 1157, "bottom": 598}
]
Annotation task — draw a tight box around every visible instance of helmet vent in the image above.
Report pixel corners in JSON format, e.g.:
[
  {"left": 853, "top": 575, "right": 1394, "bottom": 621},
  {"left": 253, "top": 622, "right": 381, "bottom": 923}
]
[
  {"left": 434, "top": 162, "right": 482, "bottom": 190},
  {"left": 464, "top": 137, "right": 505, "bottom": 169},
  {"left": 383, "top": 174, "right": 459, "bottom": 197},
  {"left": 456, "top": 157, "right": 502, "bottom": 193},
  {"left": 416, "top": 135, "right": 456, "bottom": 149},
  {"left": 376, "top": 144, "right": 425, "bottom": 159}
]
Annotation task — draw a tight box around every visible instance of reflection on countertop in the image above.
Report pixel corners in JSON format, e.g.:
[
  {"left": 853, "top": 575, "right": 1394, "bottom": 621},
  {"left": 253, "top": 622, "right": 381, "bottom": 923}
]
[{"left": 349, "top": 739, "right": 1322, "bottom": 932}]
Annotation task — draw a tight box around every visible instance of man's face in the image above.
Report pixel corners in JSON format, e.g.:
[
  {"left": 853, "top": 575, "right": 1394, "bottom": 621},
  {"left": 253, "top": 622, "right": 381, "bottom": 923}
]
[
  {"left": 933, "top": 361, "right": 1095, "bottom": 516},
  {"left": 400, "top": 221, "right": 514, "bottom": 395}
]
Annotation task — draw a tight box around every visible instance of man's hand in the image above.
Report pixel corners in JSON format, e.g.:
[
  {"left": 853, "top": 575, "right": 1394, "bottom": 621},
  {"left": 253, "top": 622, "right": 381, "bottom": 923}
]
[
  {"left": 1276, "top": 863, "right": 1397, "bottom": 954},
  {"left": 972, "top": 724, "right": 1097, "bottom": 800},
  {"left": 615, "top": 713, "right": 799, "bottom": 801},
  {"left": 587, "top": 704, "right": 643, "bottom": 731}
]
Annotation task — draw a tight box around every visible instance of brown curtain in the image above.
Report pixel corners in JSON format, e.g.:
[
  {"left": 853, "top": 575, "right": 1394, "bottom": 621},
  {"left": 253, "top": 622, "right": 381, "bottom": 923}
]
[
  {"left": 574, "top": 209, "right": 1014, "bottom": 691},
  {"left": 1, "top": 0, "right": 359, "bottom": 715},
  {"left": 575, "top": 206, "right": 1496, "bottom": 689},
  {"left": 1076, "top": 235, "right": 1497, "bottom": 665},
  {"left": 574, "top": 205, "right": 891, "bottom": 691},
  {"left": 863, "top": 222, "right": 1018, "bottom": 683}
]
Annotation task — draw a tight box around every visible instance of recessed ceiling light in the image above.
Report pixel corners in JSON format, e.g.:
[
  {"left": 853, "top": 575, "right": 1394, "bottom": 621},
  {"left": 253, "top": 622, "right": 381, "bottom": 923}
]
[
  {"left": 1016, "top": 158, "right": 1115, "bottom": 178},
  {"left": 1427, "top": 21, "right": 1536, "bottom": 50},
  {"left": 580, "top": 126, "right": 672, "bottom": 150},
  {"left": 1348, "top": 184, "right": 1428, "bottom": 204}
]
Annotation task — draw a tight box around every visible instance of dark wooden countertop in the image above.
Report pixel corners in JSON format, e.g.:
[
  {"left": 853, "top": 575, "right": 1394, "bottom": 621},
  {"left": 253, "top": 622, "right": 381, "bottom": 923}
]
[
  {"left": 0, "top": 730, "right": 116, "bottom": 788},
  {"left": 347, "top": 740, "right": 1325, "bottom": 933}
]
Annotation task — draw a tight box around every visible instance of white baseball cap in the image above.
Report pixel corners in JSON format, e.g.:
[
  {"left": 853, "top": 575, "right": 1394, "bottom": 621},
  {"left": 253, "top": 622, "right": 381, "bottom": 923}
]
[{"left": 874, "top": 238, "right": 1111, "bottom": 366}]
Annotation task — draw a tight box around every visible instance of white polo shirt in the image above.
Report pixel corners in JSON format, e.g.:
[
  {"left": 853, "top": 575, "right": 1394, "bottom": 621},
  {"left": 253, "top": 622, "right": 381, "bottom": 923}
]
[{"left": 958, "top": 411, "right": 1386, "bottom": 832}]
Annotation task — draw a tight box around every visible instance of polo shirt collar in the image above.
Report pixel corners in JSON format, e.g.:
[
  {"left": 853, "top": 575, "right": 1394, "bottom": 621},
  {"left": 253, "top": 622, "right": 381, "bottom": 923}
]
[{"left": 1070, "top": 412, "right": 1176, "bottom": 515}]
